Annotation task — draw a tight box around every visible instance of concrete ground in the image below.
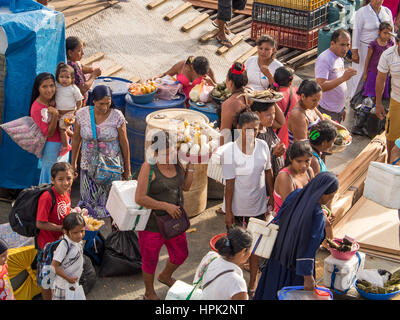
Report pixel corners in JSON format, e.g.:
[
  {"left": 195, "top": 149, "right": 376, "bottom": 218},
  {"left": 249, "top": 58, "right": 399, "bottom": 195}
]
[{"left": 1, "top": 0, "right": 399, "bottom": 300}]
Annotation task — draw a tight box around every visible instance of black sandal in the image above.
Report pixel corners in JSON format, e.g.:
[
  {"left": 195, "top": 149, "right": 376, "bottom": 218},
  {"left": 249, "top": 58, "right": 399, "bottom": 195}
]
[{"left": 216, "top": 35, "right": 233, "bottom": 48}]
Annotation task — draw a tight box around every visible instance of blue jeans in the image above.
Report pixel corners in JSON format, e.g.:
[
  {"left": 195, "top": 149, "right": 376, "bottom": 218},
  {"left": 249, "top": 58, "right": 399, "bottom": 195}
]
[{"left": 38, "top": 141, "right": 69, "bottom": 184}]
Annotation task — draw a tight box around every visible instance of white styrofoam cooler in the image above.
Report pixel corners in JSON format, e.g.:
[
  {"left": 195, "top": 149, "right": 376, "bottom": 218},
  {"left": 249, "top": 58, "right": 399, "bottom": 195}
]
[
  {"left": 165, "top": 280, "right": 203, "bottom": 300},
  {"left": 363, "top": 161, "right": 400, "bottom": 209},
  {"left": 207, "top": 149, "right": 224, "bottom": 185},
  {"left": 105, "top": 180, "right": 151, "bottom": 231},
  {"left": 247, "top": 217, "right": 279, "bottom": 259},
  {"left": 323, "top": 251, "right": 365, "bottom": 292}
]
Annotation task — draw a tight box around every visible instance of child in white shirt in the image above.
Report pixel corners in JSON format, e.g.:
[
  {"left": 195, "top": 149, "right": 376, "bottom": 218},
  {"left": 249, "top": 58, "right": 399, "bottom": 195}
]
[
  {"left": 55, "top": 62, "right": 83, "bottom": 156},
  {"left": 51, "top": 212, "right": 85, "bottom": 300}
]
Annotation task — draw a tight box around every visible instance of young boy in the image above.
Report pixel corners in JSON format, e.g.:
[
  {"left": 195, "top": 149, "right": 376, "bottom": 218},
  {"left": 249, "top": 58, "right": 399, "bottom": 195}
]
[
  {"left": 36, "top": 162, "right": 74, "bottom": 300},
  {"left": 0, "top": 238, "right": 15, "bottom": 300}
]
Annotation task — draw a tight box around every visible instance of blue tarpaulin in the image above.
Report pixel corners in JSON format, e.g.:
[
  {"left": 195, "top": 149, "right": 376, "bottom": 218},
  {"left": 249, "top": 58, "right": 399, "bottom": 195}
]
[{"left": 0, "top": 0, "right": 66, "bottom": 189}]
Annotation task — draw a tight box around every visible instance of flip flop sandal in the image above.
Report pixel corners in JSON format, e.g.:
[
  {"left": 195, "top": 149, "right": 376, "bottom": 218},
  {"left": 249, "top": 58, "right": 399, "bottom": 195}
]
[
  {"left": 212, "top": 20, "right": 231, "bottom": 34},
  {"left": 248, "top": 289, "right": 256, "bottom": 300},
  {"left": 216, "top": 36, "right": 233, "bottom": 48}
]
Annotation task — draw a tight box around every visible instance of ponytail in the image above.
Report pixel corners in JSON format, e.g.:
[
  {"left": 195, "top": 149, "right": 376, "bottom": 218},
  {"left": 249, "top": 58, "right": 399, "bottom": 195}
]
[{"left": 215, "top": 227, "right": 252, "bottom": 258}]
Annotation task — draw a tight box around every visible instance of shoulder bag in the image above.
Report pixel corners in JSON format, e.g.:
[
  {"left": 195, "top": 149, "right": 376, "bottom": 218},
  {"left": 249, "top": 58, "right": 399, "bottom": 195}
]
[
  {"left": 88, "top": 106, "right": 123, "bottom": 185},
  {"left": 154, "top": 164, "right": 190, "bottom": 240}
]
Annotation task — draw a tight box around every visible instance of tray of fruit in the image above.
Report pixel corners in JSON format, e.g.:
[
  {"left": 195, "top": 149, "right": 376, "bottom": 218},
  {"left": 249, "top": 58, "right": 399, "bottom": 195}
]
[
  {"left": 128, "top": 81, "right": 158, "bottom": 104},
  {"left": 71, "top": 207, "right": 105, "bottom": 231},
  {"left": 328, "top": 129, "right": 352, "bottom": 153},
  {"left": 177, "top": 120, "right": 220, "bottom": 164}
]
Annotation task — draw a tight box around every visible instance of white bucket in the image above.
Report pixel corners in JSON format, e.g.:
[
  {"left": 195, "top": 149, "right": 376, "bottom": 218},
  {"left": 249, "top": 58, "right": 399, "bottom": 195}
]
[
  {"left": 247, "top": 217, "right": 279, "bottom": 259},
  {"left": 105, "top": 180, "right": 151, "bottom": 231}
]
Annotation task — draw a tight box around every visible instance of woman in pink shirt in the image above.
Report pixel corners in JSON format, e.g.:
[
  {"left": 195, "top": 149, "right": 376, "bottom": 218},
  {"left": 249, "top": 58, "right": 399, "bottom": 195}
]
[{"left": 30, "top": 72, "right": 69, "bottom": 184}]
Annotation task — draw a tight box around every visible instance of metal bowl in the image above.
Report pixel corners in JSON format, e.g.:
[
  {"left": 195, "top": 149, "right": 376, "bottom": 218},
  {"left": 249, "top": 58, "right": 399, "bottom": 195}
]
[{"left": 328, "top": 139, "right": 352, "bottom": 154}]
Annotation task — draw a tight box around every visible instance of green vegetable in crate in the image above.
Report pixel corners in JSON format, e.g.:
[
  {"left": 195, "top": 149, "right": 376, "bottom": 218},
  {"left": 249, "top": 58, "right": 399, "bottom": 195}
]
[{"left": 211, "top": 88, "right": 222, "bottom": 98}]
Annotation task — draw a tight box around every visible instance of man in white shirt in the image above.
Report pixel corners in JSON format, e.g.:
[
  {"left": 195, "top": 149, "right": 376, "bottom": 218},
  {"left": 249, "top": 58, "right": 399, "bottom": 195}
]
[
  {"left": 315, "top": 29, "right": 357, "bottom": 123},
  {"left": 376, "top": 29, "right": 400, "bottom": 162}
]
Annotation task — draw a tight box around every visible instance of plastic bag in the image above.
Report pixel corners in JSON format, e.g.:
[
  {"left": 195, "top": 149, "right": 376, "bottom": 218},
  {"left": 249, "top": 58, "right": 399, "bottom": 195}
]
[
  {"left": 79, "top": 254, "right": 97, "bottom": 295},
  {"left": 98, "top": 230, "right": 142, "bottom": 277},
  {"left": 0, "top": 116, "right": 47, "bottom": 158},
  {"left": 155, "top": 75, "right": 182, "bottom": 100},
  {"left": 189, "top": 83, "right": 202, "bottom": 102},
  {"left": 65, "top": 283, "right": 86, "bottom": 300},
  {"left": 357, "top": 269, "right": 391, "bottom": 287},
  {"left": 199, "top": 83, "right": 214, "bottom": 103}
]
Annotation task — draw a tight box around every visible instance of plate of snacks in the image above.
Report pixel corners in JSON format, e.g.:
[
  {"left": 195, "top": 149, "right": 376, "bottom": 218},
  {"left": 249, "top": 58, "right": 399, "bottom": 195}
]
[
  {"left": 241, "top": 87, "right": 284, "bottom": 103},
  {"left": 328, "top": 129, "right": 352, "bottom": 153}
]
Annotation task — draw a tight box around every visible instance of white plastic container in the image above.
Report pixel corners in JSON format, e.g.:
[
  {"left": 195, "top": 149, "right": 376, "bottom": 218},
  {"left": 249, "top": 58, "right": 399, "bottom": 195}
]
[
  {"left": 207, "top": 149, "right": 224, "bottom": 185},
  {"left": 247, "top": 217, "right": 279, "bottom": 259},
  {"left": 106, "top": 180, "right": 151, "bottom": 231},
  {"left": 323, "top": 251, "right": 366, "bottom": 292},
  {"left": 165, "top": 280, "right": 203, "bottom": 300},
  {"left": 363, "top": 161, "right": 400, "bottom": 209}
]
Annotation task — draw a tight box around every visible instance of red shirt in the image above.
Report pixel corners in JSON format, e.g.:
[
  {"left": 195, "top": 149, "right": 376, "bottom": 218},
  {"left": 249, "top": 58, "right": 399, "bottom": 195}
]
[
  {"left": 276, "top": 86, "right": 299, "bottom": 149},
  {"left": 36, "top": 186, "right": 71, "bottom": 249},
  {"left": 30, "top": 100, "right": 61, "bottom": 143}
]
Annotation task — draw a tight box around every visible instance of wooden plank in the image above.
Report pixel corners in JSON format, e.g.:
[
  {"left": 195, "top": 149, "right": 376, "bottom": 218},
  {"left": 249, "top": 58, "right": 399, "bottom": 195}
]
[
  {"left": 129, "top": 76, "right": 141, "bottom": 83},
  {"left": 64, "top": 0, "right": 118, "bottom": 28},
  {"left": 200, "top": 29, "right": 219, "bottom": 43},
  {"left": 279, "top": 49, "right": 301, "bottom": 62},
  {"left": 287, "top": 48, "right": 317, "bottom": 66},
  {"left": 187, "top": 0, "right": 252, "bottom": 15},
  {"left": 81, "top": 52, "right": 104, "bottom": 66},
  {"left": 102, "top": 64, "right": 122, "bottom": 77},
  {"left": 334, "top": 197, "right": 400, "bottom": 256},
  {"left": 229, "top": 16, "right": 252, "bottom": 32},
  {"left": 331, "top": 189, "right": 356, "bottom": 228},
  {"left": 276, "top": 47, "right": 292, "bottom": 58},
  {"left": 146, "top": 0, "right": 167, "bottom": 9},
  {"left": 181, "top": 12, "right": 209, "bottom": 32},
  {"left": 164, "top": 2, "right": 192, "bottom": 21},
  {"left": 235, "top": 46, "right": 257, "bottom": 64},
  {"left": 51, "top": 0, "right": 85, "bottom": 12},
  {"left": 231, "top": 23, "right": 251, "bottom": 35},
  {"left": 216, "top": 34, "right": 243, "bottom": 55}
]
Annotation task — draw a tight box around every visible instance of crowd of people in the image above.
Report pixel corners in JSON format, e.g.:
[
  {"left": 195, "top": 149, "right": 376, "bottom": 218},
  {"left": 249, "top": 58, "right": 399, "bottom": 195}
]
[{"left": 2, "top": 0, "right": 400, "bottom": 300}]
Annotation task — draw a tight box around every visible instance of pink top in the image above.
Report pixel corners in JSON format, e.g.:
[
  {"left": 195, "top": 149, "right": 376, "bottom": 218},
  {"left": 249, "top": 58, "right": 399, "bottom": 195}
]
[
  {"left": 273, "top": 167, "right": 311, "bottom": 215},
  {"left": 30, "top": 101, "right": 61, "bottom": 142},
  {"left": 176, "top": 63, "right": 203, "bottom": 104},
  {"left": 276, "top": 86, "right": 299, "bottom": 149}
]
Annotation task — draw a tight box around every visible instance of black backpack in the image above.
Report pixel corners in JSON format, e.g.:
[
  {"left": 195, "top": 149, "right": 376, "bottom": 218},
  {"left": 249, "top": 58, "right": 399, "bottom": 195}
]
[{"left": 9, "top": 183, "right": 56, "bottom": 238}]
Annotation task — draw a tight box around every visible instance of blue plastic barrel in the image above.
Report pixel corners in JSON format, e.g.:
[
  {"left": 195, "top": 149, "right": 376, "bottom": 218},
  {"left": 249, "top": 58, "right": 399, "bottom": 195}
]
[
  {"left": 125, "top": 93, "right": 186, "bottom": 174},
  {"left": 188, "top": 100, "right": 218, "bottom": 123},
  {"left": 87, "top": 77, "right": 132, "bottom": 114}
]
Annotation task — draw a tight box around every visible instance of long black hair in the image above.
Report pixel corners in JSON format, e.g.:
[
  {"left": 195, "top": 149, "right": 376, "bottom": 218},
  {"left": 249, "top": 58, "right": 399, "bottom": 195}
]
[
  {"left": 29, "top": 72, "right": 56, "bottom": 113},
  {"left": 92, "top": 85, "right": 116, "bottom": 109},
  {"left": 215, "top": 227, "right": 253, "bottom": 258},
  {"left": 285, "top": 140, "right": 313, "bottom": 167}
]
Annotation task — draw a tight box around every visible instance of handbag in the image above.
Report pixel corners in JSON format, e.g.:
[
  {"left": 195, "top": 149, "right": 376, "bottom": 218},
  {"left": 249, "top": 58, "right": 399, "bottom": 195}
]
[
  {"left": 153, "top": 164, "right": 190, "bottom": 240},
  {"left": 88, "top": 106, "right": 123, "bottom": 185}
]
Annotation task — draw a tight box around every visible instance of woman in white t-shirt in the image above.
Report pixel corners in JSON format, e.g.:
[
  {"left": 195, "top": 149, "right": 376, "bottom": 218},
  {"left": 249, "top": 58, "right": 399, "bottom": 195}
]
[
  {"left": 245, "top": 35, "right": 283, "bottom": 91},
  {"left": 221, "top": 111, "right": 274, "bottom": 299},
  {"left": 200, "top": 228, "right": 252, "bottom": 300}
]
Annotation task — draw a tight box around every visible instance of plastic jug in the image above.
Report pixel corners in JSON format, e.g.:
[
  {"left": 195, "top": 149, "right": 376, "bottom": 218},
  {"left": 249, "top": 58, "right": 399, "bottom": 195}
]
[
  {"left": 278, "top": 286, "right": 333, "bottom": 300},
  {"left": 336, "top": 0, "right": 357, "bottom": 29},
  {"left": 328, "top": 1, "right": 346, "bottom": 24},
  {"left": 317, "top": 20, "right": 346, "bottom": 55}
]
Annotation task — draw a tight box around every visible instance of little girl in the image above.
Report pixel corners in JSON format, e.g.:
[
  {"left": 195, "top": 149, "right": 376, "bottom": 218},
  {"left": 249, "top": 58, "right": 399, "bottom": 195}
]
[
  {"left": 362, "top": 21, "right": 394, "bottom": 99},
  {"left": 55, "top": 62, "right": 83, "bottom": 156},
  {"left": 0, "top": 238, "right": 15, "bottom": 300},
  {"left": 51, "top": 212, "right": 85, "bottom": 300}
]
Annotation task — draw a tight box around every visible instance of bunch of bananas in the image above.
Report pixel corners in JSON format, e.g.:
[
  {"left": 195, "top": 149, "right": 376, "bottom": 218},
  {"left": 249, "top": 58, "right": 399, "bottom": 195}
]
[{"left": 83, "top": 215, "right": 105, "bottom": 231}]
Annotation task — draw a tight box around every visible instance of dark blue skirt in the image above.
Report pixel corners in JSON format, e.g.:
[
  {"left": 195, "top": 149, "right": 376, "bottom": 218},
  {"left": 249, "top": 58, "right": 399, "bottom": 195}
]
[{"left": 254, "top": 259, "right": 305, "bottom": 300}]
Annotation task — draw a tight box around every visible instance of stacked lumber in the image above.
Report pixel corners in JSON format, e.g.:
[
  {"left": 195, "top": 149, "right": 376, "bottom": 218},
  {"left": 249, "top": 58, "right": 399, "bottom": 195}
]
[
  {"left": 334, "top": 197, "right": 400, "bottom": 261},
  {"left": 332, "top": 133, "right": 387, "bottom": 227}
]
